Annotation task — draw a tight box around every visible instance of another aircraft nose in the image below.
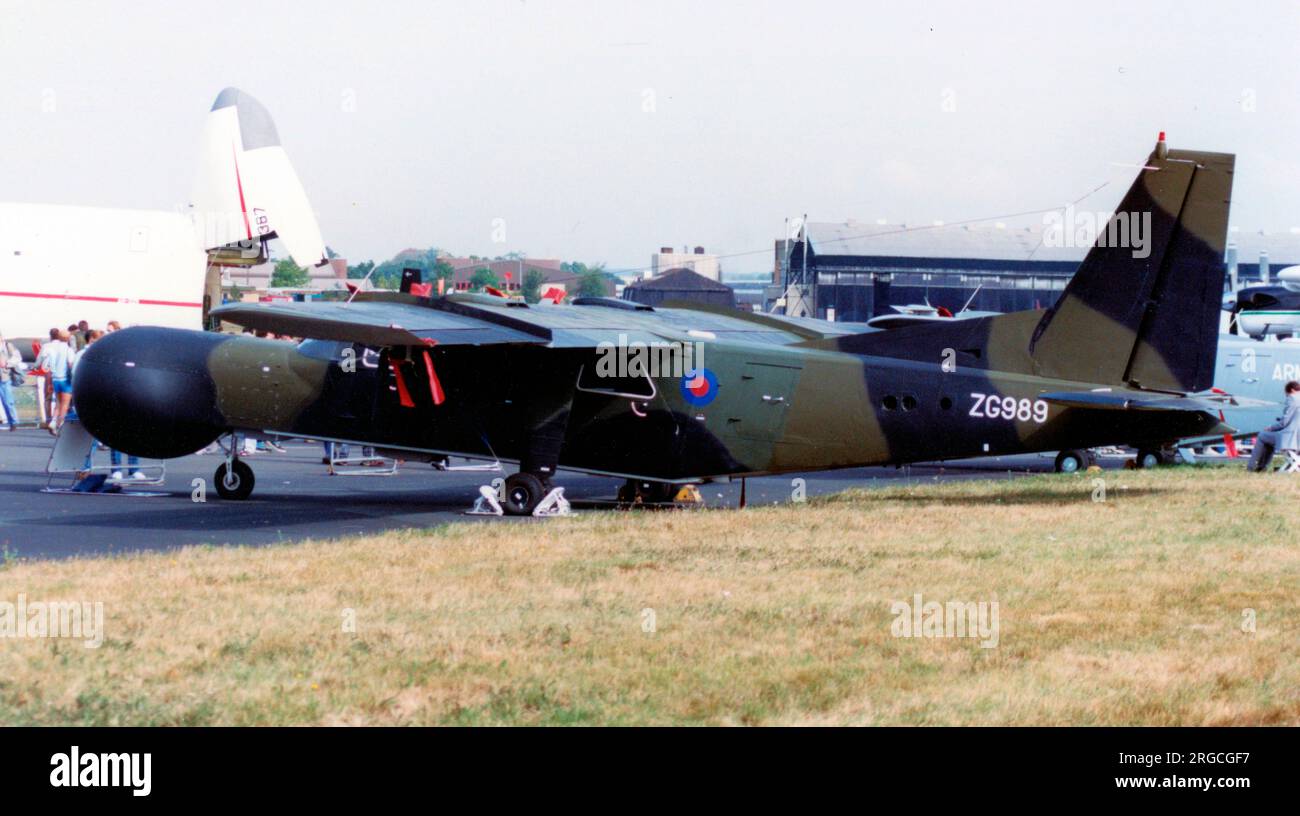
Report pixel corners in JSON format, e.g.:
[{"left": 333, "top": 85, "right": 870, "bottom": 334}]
[{"left": 73, "top": 327, "right": 228, "bottom": 459}]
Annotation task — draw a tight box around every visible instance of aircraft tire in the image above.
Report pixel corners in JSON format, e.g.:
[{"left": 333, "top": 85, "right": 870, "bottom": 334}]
[
  {"left": 503, "top": 472, "right": 546, "bottom": 516},
  {"left": 214, "top": 460, "right": 256, "bottom": 500},
  {"left": 1135, "top": 449, "right": 1163, "bottom": 469},
  {"left": 639, "top": 480, "right": 676, "bottom": 504},
  {"left": 1054, "top": 450, "right": 1086, "bottom": 474},
  {"left": 619, "top": 479, "right": 675, "bottom": 506}
]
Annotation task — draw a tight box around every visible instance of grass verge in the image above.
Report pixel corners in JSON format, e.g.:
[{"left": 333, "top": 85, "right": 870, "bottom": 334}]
[{"left": 0, "top": 466, "right": 1296, "bottom": 725}]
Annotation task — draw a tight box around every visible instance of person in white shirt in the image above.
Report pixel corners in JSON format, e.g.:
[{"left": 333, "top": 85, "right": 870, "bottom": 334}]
[{"left": 33, "top": 328, "right": 74, "bottom": 435}]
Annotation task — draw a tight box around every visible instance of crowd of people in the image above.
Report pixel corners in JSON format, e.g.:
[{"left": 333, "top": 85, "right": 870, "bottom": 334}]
[
  {"left": 2, "top": 320, "right": 375, "bottom": 471},
  {"left": 0, "top": 320, "right": 123, "bottom": 434},
  {"left": 0, "top": 319, "right": 146, "bottom": 479}
]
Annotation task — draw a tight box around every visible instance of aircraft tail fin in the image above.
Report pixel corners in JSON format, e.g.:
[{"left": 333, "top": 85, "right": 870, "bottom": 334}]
[
  {"left": 1024, "top": 136, "right": 1235, "bottom": 392},
  {"left": 190, "top": 88, "right": 327, "bottom": 270},
  {"left": 802, "top": 137, "right": 1235, "bottom": 394}
]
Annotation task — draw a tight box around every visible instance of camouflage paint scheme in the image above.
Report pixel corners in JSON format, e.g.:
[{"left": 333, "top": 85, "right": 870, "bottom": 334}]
[{"left": 73, "top": 141, "right": 1237, "bottom": 494}]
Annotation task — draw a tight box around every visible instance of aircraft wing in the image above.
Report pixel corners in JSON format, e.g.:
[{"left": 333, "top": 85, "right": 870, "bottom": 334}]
[
  {"left": 212, "top": 293, "right": 825, "bottom": 349},
  {"left": 210, "top": 299, "right": 549, "bottom": 347},
  {"left": 864, "top": 314, "right": 949, "bottom": 330},
  {"left": 658, "top": 298, "right": 874, "bottom": 341}
]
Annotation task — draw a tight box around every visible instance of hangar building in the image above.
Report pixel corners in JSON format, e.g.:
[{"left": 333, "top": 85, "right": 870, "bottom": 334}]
[
  {"left": 624, "top": 267, "right": 736, "bottom": 309},
  {"left": 774, "top": 222, "right": 1300, "bottom": 322}
]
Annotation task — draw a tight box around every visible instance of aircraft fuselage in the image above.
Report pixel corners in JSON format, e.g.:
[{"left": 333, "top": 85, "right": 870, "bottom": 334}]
[{"left": 73, "top": 327, "right": 1221, "bottom": 483}]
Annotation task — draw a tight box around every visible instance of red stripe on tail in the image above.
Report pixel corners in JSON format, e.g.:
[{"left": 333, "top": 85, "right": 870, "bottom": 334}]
[{"left": 232, "top": 143, "right": 253, "bottom": 240}]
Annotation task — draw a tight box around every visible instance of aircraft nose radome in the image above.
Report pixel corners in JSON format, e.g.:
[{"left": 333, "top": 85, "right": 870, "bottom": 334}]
[{"left": 73, "top": 327, "right": 227, "bottom": 459}]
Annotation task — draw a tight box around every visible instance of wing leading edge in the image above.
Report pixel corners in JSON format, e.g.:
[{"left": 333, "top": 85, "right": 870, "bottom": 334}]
[
  {"left": 209, "top": 299, "right": 547, "bottom": 347},
  {"left": 211, "top": 292, "right": 822, "bottom": 349}
]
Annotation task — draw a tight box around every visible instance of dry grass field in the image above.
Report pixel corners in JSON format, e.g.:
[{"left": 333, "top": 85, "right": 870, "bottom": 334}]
[{"left": 1, "top": 466, "right": 1296, "bottom": 725}]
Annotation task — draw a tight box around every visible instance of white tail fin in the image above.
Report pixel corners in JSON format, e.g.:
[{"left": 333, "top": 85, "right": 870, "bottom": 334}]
[{"left": 191, "top": 87, "right": 327, "bottom": 268}]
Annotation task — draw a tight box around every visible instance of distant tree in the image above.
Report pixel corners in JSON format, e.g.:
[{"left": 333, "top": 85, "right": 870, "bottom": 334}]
[
  {"left": 346, "top": 260, "right": 375, "bottom": 280},
  {"left": 562, "top": 261, "right": 612, "bottom": 278},
  {"left": 469, "top": 267, "right": 500, "bottom": 292},
  {"left": 271, "top": 258, "right": 310, "bottom": 288},
  {"left": 576, "top": 271, "right": 607, "bottom": 298},
  {"left": 370, "top": 264, "right": 403, "bottom": 290},
  {"left": 522, "top": 268, "right": 545, "bottom": 303},
  {"left": 431, "top": 258, "right": 455, "bottom": 290},
  {"left": 353, "top": 247, "right": 462, "bottom": 292}
]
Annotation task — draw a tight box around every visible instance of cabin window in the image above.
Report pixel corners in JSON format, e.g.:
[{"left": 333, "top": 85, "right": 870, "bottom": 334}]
[{"left": 575, "top": 364, "right": 657, "bottom": 400}]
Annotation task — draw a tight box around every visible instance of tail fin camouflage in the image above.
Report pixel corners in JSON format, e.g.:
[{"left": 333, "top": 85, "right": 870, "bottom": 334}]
[
  {"left": 1026, "top": 137, "right": 1234, "bottom": 392},
  {"left": 806, "top": 136, "right": 1235, "bottom": 394}
]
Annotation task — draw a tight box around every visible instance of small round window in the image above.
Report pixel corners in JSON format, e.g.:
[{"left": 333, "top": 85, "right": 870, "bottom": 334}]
[
  {"left": 901, "top": 395, "right": 917, "bottom": 411},
  {"left": 882, "top": 395, "right": 899, "bottom": 411},
  {"left": 939, "top": 396, "right": 953, "bottom": 410}
]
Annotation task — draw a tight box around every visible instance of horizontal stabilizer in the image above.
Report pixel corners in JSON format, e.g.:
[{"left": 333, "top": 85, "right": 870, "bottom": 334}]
[
  {"left": 1040, "top": 388, "right": 1264, "bottom": 415},
  {"left": 1042, "top": 390, "right": 1238, "bottom": 435}
]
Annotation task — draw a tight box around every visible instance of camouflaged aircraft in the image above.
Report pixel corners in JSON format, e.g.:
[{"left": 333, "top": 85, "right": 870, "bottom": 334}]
[{"left": 73, "top": 135, "right": 1240, "bottom": 514}]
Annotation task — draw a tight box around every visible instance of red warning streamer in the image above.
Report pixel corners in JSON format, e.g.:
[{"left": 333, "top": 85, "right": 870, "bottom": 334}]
[
  {"left": 1221, "top": 410, "right": 1237, "bottom": 457},
  {"left": 422, "top": 349, "right": 445, "bottom": 406},
  {"left": 390, "top": 360, "right": 415, "bottom": 408}
]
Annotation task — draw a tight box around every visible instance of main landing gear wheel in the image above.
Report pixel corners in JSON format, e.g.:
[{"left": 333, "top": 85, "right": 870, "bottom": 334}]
[
  {"left": 1054, "top": 450, "right": 1086, "bottom": 474},
  {"left": 1135, "top": 448, "right": 1163, "bottom": 469},
  {"left": 503, "top": 472, "right": 546, "bottom": 516},
  {"left": 214, "top": 460, "right": 256, "bottom": 501},
  {"left": 618, "top": 479, "right": 676, "bottom": 507}
]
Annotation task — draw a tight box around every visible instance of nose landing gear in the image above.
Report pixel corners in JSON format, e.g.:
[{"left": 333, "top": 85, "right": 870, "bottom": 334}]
[
  {"left": 213, "top": 434, "right": 256, "bottom": 500},
  {"left": 214, "top": 459, "right": 255, "bottom": 500}
]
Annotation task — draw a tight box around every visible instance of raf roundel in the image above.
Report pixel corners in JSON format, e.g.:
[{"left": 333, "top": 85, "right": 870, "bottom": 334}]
[{"left": 680, "top": 368, "right": 719, "bottom": 407}]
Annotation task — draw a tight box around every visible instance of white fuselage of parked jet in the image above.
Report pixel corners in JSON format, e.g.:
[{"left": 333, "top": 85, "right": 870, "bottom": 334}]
[
  {"left": 0, "top": 86, "right": 325, "bottom": 354},
  {"left": 0, "top": 203, "right": 208, "bottom": 342}
]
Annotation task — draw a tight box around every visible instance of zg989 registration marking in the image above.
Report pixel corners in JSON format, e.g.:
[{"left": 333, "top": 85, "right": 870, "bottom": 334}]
[{"left": 969, "top": 393, "right": 1048, "bottom": 423}]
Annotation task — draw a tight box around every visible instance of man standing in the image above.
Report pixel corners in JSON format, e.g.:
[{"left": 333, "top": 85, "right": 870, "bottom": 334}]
[
  {"left": 1250, "top": 380, "right": 1300, "bottom": 472},
  {"left": 0, "top": 331, "right": 22, "bottom": 431},
  {"left": 33, "top": 328, "right": 73, "bottom": 435}
]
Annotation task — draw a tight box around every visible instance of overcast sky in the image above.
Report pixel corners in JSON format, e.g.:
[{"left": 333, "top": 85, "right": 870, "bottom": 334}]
[{"left": 2, "top": 0, "right": 1297, "bottom": 276}]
